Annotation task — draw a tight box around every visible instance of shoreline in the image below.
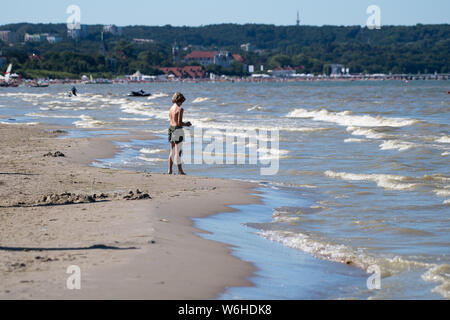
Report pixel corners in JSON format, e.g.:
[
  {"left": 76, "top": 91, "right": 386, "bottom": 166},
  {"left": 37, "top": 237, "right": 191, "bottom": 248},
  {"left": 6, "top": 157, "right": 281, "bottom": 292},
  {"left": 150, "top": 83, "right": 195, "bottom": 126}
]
[
  {"left": 0, "top": 124, "right": 260, "bottom": 300},
  {"left": 5, "top": 77, "right": 449, "bottom": 88}
]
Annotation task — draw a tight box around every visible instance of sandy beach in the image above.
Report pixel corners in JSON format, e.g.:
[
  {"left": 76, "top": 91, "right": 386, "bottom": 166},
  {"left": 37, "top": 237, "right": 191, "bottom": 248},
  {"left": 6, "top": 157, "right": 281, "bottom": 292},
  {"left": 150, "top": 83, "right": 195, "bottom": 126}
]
[{"left": 0, "top": 124, "right": 259, "bottom": 300}]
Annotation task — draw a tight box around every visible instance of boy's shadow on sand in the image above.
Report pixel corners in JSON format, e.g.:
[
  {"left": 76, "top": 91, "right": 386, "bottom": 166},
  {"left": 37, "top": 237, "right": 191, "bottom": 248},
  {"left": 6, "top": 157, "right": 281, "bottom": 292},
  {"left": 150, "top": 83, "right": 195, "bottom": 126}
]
[{"left": 0, "top": 244, "right": 137, "bottom": 252}]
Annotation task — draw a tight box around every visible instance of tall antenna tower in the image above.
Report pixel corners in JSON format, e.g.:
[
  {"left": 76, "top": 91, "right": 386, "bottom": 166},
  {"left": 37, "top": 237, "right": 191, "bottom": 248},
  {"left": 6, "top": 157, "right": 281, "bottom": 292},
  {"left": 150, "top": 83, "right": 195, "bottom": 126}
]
[{"left": 297, "top": 11, "right": 300, "bottom": 26}]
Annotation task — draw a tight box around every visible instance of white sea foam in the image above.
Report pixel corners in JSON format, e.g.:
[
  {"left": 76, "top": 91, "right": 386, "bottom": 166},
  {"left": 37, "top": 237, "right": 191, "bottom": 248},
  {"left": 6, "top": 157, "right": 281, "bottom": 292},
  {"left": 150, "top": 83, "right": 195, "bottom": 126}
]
[
  {"left": 0, "top": 92, "right": 52, "bottom": 98},
  {"left": 73, "top": 115, "right": 108, "bottom": 128},
  {"left": 26, "top": 112, "right": 77, "bottom": 119},
  {"left": 47, "top": 100, "right": 65, "bottom": 105},
  {"left": 287, "top": 108, "right": 419, "bottom": 127},
  {"left": 258, "top": 230, "right": 376, "bottom": 270},
  {"left": 192, "top": 97, "right": 210, "bottom": 103},
  {"left": 140, "top": 148, "right": 166, "bottom": 155},
  {"left": 137, "top": 156, "right": 166, "bottom": 163},
  {"left": 284, "top": 127, "right": 331, "bottom": 133},
  {"left": 119, "top": 117, "right": 151, "bottom": 122},
  {"left": 435, "top": 136, "right": 450, "bottom": 144},
  {"left": 442, "top": 152, "right": 450, "bottom": 156},
  {"left": 346, "top": 126, "right": 388, "bottom": 139},
  {"left": 258, "top": 147, "right": 290, "bottom": 160},
  {"left": 0, "top": 121, "right": 38, "bottom": 126},
  {"left": 247, "top": 105, "right": 264, "bottom": 111},
  {"left": 433, "top": 188, "right": 450, "bottom": 197},
  {"left": 344, "top": 138, "right": 368, "bottom": 143},
  {"left": 147, "top": 92, "right": 169, "bottom": 100},
  {"left": 421, "top": 265, "right": 450, "bottom": 299},
  {"left": 324, "top": 170, "right": 419, "bottom": 191},
  {"left": 258, "top": 229, "right": 450, "bottom": 298},
  {"left": 380, "top": 140, "right": 417, "bottom": 151},
  {"left": 193, "top": 119, "right": 328, "bottom": 134},
  {"left": 424, "top": 175, "right": 450, "bottom": 183},
  {"left": 120, "top": 102, "right": 167, "bottom": 120}
]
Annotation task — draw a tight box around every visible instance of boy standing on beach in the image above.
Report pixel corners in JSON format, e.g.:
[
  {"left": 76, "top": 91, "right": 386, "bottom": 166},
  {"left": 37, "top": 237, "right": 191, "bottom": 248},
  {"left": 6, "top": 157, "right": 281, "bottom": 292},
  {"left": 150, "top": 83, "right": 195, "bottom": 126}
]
[{"left": 168, "top": 92, "right": 192, "bottom": 175}]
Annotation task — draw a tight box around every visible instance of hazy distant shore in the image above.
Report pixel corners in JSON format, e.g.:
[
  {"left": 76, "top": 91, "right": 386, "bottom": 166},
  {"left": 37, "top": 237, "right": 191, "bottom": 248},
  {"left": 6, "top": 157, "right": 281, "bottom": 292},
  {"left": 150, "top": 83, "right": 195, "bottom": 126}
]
[
  {"left": 10, "top": 73, "right": 450, "bottom": 86},
  {"left": 0, "top": 124, "right": 259, "bottom": 300}
]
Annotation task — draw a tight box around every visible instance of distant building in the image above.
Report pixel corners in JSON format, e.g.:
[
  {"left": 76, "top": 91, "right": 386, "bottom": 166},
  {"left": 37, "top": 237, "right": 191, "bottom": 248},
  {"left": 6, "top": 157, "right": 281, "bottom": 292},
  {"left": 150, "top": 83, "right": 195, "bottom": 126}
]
[
  {"left": 327, "top": 64, "right": 345, "bottom": 76},
  {"left": 46, "top": 35, "right": 62, "bottom": 44},
  {"left": 214, "top": 52, "right": 235, "bottom": 68},
  {"left": 67, "top": 25, "right": 88, "bottom": 40},
  {"left": 0, "top": 31, "right": 15, "bottom": 44},
  {"left": 125, "top": 71, "right": 156, "bottom": 81},
  {"left": 24, "top": 33, "right": 44, "bottom": 42},
  {"left": 184, "top": 51, "right": 242, "bottom": 68},
  {"left": 184, "top": 51, "right": 217, "bottom": 67},
  {"left": 103, "top": 25, "right": 123, "bottom": 36},
  {"left": 158, "top": 66, "right": 205, "bottom": 79},
  {"left": 271, "top": 66, "right": 296, "bottom": 78},
  {"left": 25, "top": 33, "right": 62, "bottom": 43}
]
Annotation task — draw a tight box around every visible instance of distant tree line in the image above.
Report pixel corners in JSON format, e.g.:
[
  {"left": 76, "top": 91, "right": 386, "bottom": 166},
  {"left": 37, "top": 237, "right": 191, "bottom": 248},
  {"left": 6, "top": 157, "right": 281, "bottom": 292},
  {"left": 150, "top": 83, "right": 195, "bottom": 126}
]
[{"left": 0, "top": 23, "right": 448, "bottom": 78}]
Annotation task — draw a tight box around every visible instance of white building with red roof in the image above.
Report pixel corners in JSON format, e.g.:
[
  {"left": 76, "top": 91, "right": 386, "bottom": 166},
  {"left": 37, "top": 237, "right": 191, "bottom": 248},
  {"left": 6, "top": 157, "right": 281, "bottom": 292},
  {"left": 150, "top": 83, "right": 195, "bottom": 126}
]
[
  {"left": 158, "top": 66, "right": 205, "bottom": 79},
  {"left": 184, "top": 51, "right": 217, "bottom": 66},
  {"left": 271, "top": 66, "right": 297, "bottom": 78}
]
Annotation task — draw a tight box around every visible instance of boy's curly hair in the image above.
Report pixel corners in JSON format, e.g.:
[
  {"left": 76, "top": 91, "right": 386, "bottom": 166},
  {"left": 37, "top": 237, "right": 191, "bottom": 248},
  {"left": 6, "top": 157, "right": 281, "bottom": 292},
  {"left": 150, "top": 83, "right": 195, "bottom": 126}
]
[{"left": 172, "top": 92, "right": 186, "bottom": 105}]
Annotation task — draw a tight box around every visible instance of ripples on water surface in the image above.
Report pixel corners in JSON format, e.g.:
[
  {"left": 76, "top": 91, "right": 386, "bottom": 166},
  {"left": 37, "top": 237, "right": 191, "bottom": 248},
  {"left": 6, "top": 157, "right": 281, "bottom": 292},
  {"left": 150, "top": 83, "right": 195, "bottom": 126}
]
[{"left": 1, "top": 81, "right": 449, "bottom": 299}]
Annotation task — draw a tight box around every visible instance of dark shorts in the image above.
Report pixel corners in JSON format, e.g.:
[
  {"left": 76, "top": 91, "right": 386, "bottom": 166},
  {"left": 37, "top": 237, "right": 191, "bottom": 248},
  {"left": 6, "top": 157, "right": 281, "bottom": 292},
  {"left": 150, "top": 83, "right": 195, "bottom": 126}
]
[{"left": 168, "top": 126, "right": 184, "bottom": 144}]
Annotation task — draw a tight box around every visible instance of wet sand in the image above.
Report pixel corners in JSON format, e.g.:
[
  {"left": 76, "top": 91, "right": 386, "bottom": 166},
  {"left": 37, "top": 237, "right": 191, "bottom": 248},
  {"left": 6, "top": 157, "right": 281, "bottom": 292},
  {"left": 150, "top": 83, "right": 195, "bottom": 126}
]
[{"left": 0, "top": 124, "right": 259, "bottom": 300}]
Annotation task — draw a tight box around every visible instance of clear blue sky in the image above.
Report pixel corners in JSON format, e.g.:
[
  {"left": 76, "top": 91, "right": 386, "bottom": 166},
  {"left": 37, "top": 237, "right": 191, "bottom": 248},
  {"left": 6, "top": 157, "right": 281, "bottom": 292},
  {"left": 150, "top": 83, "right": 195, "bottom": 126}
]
[{"left": 2, "top": 0, "right": 449, "bottom": 26}]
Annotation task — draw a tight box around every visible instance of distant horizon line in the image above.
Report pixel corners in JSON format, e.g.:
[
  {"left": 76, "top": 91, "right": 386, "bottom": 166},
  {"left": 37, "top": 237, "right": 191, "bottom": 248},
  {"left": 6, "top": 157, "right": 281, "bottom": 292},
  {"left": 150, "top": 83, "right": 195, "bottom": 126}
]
[{"left": 1, "top": 22, "right": 449, "bottom": 28}]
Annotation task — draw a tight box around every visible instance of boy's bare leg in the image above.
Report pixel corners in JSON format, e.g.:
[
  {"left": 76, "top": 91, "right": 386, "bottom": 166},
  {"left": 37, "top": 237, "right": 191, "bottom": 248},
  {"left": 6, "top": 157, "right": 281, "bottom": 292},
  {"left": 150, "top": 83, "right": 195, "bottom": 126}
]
[
  {"left": 175, "top": 144, "right": 186, "bottom": 175},
  {"left": 178, "top": 164, "right": 186, "bottom": 175},
  {"left": 168, "top": 142, "right": 175, "bottom": 174},
  {"left": 168, "top": 157, "right": 174, "bottom": 174}
]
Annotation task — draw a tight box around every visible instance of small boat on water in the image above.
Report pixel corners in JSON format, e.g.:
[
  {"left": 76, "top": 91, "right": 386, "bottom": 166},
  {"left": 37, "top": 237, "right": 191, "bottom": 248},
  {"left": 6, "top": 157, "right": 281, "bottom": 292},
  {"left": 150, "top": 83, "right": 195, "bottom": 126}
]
[{"left": 128, "top": 90, "right": 152, "bottom": 97}]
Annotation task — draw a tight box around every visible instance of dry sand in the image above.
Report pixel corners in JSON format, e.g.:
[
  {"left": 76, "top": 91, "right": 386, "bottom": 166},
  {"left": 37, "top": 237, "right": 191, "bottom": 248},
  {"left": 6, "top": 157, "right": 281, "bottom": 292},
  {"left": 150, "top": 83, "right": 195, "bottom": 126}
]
[{"left": 0, "top": 124, "right": 260, "bottom": 300}]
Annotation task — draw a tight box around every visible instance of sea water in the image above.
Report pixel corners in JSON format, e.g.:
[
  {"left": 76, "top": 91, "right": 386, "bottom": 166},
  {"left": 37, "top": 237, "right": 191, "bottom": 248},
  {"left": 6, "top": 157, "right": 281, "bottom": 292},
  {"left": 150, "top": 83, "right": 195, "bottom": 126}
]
[{"left": 1, "top": 81, "right": 448, "bottom": 299}]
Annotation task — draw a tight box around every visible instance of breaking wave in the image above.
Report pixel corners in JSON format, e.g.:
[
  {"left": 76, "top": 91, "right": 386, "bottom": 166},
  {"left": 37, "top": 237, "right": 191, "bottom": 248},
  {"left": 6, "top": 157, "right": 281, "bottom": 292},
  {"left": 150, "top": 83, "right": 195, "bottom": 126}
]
[
  {"left": 147, "top": 92, "right": 169, "bottom": 100},
  {"left": 324, "top": 170, "right": 419, "bottom": 191},
  {"left": 379, "top": 140, "right": 417, "bottom": 152},
  {"left": 73, "top": 115, "right": 109, "bottom": 128},
  {"left": 258, "top": 229, "right": 449, "bottom": 299},
  {"left": 192, "top": 97, "right": 210, "bottom": 103},
  {"left": 435, "top": 136, "right": 450, "bottom": 144},
  {"left": 139, "top": 148, "right": 166, "bottom": 154},
  {"left": 287, "top": 108, "right": 419, "bottom": 127},
  {"left": 120, "top": 102, "right": 167, "bottom": 120}
]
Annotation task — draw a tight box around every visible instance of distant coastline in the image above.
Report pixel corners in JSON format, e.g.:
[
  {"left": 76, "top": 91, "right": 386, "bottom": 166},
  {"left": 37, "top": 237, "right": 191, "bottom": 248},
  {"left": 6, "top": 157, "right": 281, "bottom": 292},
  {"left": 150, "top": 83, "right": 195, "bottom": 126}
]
[
  {"left": 1, "top": 23, "right": 449, "bottom": 82},
  {"left": 4, "top": 74, "right": 448, "bottom": 87}
]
